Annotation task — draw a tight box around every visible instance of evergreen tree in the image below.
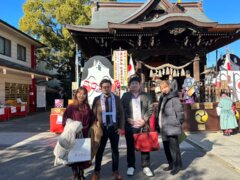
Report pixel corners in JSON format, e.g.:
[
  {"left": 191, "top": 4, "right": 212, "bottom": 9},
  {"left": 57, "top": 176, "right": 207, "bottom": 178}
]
[{"left": 19, "top": 0, "right": 116, "bottom": 78}]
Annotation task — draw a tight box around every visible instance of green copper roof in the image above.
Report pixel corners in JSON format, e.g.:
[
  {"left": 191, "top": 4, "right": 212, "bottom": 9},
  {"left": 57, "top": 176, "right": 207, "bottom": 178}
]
[
  {"left": 68, "top": 1, "right": 215, "bottom": 30},
  {"left": 89, "top": 7, "right": 139, "bottom": 29}
]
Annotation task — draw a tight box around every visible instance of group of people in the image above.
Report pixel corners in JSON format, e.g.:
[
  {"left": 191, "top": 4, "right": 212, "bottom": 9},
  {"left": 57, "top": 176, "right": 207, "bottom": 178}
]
[{"left": 62, "top": 75, "right": 185, "bottom": 180}]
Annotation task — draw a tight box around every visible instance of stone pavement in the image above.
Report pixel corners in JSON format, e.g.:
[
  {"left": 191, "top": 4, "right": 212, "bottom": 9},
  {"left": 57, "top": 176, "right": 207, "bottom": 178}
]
[
  {"left": 186, "top": 131, "right": 240, "bottom": 173},
  {"left": 1, "top": 111, "right": 240, "bottom": 179}
]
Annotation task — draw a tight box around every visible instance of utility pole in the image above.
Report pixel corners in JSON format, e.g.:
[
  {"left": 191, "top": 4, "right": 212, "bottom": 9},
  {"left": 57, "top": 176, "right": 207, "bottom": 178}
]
[
  {"left": 75, "top": 44, "right": 79, "bottom": 87},
  {"left": 216, "top": 49, "right": 218, "bottom": 74}
]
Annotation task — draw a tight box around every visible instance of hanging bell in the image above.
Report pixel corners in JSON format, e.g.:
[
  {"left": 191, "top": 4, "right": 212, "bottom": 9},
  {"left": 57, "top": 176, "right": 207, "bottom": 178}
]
[
  {"left": 181, "top": 69, "right": 185, "bottom": 76},
  {"left": 166, "top": 67, "right": 170, "bottom": 75}
]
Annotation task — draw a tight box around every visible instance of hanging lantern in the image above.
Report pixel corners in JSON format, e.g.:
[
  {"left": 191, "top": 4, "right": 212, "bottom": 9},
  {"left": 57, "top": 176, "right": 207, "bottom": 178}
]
[
  {"left": 173, "top": 69, "right": 177, "bottom": 77},
  {"left": 149, "top": 69, "right": 153, "bottom": 78},
  {"left": 166, "top": 67, "right": 170, "bottom": 75},
  {"left": 181, "top": 69, "right": 185, "bottom": 76}
]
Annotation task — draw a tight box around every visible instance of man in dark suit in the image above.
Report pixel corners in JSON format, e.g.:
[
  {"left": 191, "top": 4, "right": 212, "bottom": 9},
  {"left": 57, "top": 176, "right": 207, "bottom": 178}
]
[
  {"left": 92, "top": 79, "right": 125, "bottom": 180},
  {"left": 121, "top": 76, "right": 154, "bottom": 177}
]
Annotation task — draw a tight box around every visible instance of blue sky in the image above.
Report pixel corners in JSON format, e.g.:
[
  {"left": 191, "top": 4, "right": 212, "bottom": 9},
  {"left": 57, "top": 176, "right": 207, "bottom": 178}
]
[{"left": 0, "top": 0, "right": 240, "bottom": 67}]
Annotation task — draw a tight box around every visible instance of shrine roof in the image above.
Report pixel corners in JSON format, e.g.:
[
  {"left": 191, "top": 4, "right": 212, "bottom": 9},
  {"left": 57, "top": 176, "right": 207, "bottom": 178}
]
[
  {"left": 90, "top": 2, "right": 141, "bottom": 29},
  {"left": 66, "top": 0, "right": 219, "bottom": 33}
]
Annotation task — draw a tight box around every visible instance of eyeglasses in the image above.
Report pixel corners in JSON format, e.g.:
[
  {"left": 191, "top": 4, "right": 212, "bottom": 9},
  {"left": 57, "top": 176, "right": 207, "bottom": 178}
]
[{"left": 102, "top": 86, "right": 111, "bottom": 89}]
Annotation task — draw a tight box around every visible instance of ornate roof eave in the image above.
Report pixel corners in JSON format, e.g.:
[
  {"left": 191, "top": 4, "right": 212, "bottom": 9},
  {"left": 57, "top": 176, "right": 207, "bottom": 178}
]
[
  {"left": 96, "top": 2, "right": 143, "bottom": 8},
  {"left": 66, "top": 19, "right": 240, "bottom": 36},
  {"left": 179, "top": 1, "right": 204, "bottom": 12},
  {"left": 208, "top": 24, "right": 240, "bottom": 32},
  {"left": 66, "top": 24, "right": 109, "bottom": 33},
  {"left": 109, "top": 16, "right": 218, "bottom": 32},
  {"left": 121, "top": 0, "right": 164, "bottom": 24}
]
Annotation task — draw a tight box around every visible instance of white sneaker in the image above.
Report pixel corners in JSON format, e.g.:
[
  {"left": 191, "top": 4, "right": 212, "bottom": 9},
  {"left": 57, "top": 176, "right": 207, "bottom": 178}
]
[
  {"left": 143, "top": 167, "right": 154, "bottom": 177},
  {"left": 127, "top": 167, "right": 134, "bottom": 176}
]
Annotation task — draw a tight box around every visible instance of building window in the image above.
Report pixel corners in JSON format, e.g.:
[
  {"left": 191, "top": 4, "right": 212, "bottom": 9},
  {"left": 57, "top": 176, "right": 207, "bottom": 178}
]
[
  {"left": 17, "top": 44, "right": 26, "bottom": 61},
  {"left": 0, "top": 36, "right": 11, "bottom": 56}
]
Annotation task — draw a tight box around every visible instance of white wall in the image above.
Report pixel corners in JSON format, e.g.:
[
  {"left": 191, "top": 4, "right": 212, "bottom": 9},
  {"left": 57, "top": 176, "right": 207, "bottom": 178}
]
[{"left": 0, "top": 27, "right": 31, "bottom": 68}]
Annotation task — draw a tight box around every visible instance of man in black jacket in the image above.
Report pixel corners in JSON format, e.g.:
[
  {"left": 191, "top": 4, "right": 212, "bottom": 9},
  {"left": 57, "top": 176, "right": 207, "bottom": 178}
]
[
  {"left": 121, "top": 76, "right": 154, "bottom": 177},
  {"left": 156, "top": 80, "right": 184, "bottom": 175}
]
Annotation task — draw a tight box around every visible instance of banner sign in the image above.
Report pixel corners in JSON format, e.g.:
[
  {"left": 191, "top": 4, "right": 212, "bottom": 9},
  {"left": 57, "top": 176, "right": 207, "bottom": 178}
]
[
  {"left": 113, "top": 50, "right": 128, "bottom": 87},
  {"left": 81, "top": 56, "right": 114, "bottom": 105},
  {"left": 36, "top": 86, "right": 46, "bottom": 108}
]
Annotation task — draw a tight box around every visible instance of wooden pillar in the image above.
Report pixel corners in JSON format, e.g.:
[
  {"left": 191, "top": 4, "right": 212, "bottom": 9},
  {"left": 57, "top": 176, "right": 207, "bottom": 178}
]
[
  {"left": 193, "top": 54, "right": 200, "bottom": 81},
  {"left": 136, "top": 61, "right": 146, "bottom": 92},
  {"left": 30, "top": 45, "right": 36, "bottom": 112},
  {"left": 136, "top": 61, "right": 145, "bottom": 84}
]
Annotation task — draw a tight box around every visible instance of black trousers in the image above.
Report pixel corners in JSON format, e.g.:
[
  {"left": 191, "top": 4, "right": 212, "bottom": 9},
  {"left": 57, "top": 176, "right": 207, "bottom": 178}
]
[
  {"left": 125, "top": 128, "right": 150, "bottom": 168},
  {"left": 94, "top": 126, "right": 119, "bottom": 172},
  {"left": 163, "top": 136, "right": 182, "bottom": 169}
]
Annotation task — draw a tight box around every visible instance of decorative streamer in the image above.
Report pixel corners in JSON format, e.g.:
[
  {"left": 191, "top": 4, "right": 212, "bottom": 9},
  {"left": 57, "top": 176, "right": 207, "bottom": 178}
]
[
  {"left": 149, "top": 69, "right": 153, "bottom": 78},
  {"left": 177, "top": 70, "right": 180, "bottom": 77},
  {"left": 3, "top": 68, "right": 6, "bottom": 74},
  {"left": 139, "top": 60, "right": 193, "bottom": 71},
  {"left": 158, "top": 70, "right": 162, "bottom": 77},
  {"left": 173, "top": 69, "right": 177, "bottom": 77},
  {"left": 166, "top": 67, "right": 170, "bottom": 75},
  {"left": 181, "top": 69, "right": 185, "bottom": 76}
]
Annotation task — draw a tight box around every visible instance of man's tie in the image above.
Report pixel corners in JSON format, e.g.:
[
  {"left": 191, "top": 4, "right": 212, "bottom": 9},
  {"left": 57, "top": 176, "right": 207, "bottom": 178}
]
[{"left": 105, "top": 96, "right": 110, "bottom": 125}]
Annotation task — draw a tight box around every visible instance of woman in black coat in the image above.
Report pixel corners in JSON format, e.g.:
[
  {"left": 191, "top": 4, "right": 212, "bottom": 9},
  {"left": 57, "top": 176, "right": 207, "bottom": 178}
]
[{"left": 156, "top": 80, "right": 184, "bottom": 175}]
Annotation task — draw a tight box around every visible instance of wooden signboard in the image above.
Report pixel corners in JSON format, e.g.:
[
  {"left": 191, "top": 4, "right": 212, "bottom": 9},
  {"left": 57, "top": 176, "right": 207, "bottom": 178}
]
[
  {"left": 198, "top": 124, "right": 206, "bottom": 131},
  {"left": 215, "top": 87, "right": 221, "bottom": 102},
  {"left": 204, "top": 102, "right": 213, "bottom": 109},
  {"left": 220, "top": 80, "right": 228, "bottom": 89},
  {"left": 191, "top": 103, "right": 200, "bottom": 109}
]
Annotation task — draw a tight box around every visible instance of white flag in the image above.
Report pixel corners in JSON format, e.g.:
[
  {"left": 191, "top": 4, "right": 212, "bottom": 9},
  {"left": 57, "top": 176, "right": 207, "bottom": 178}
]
[{"left": 128, "top": 56, "right": 135, "bottom": 77}]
